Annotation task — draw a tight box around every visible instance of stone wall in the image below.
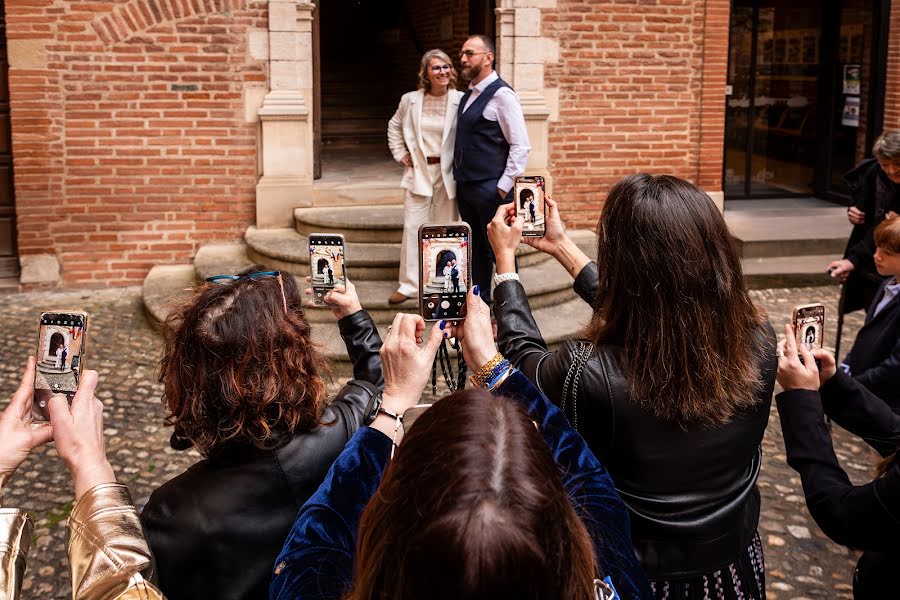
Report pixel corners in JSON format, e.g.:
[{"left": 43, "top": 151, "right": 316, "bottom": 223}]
[
  {"left": 542, "top": 0, "right": 729, "bottom": 227},
  {"left": 6, "top": 0, "right": 267, "bottom": 286}
]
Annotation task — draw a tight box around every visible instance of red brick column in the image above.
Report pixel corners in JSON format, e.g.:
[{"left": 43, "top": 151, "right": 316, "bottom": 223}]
[
  {"left": 884, "top": 1, "right": 900, "bottom": 131},
  {"left": 695, "top": 0, "right": 730, "bottom": 193}
]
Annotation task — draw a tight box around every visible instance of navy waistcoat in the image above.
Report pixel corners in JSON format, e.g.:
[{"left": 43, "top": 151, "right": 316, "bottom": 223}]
[{"left": 453, "top": 77, "right": 511, "bottom": 183}]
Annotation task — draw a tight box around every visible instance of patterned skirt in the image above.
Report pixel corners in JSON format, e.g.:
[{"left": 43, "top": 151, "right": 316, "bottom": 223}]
[{"left": 649, "top": 532, "right": 766, "bottom": 600}]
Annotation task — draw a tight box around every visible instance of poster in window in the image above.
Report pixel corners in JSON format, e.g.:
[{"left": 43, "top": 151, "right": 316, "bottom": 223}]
[
  {"left": 842, "top": 96, "right": 860, "bottom": 128},
  {"left": 843, "top": 64, "right": 861, "bottom": 95}
]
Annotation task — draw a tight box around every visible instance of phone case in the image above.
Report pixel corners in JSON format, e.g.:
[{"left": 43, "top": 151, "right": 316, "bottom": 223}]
[
  {"left": 418, "top": 222, "right": 472, "bottom": 322},
  {"left": 514, "top": 176, "right": 546, "bottom": 238},
  {"left": 308, "top": 233, "right": 346, "bottom": 306},
  {"left": 32, "top": 311, "right": 88, "bottom": 422}
]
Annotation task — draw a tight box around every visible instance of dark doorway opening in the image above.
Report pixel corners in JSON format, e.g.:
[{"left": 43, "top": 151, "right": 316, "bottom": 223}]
[
  {"left": 435, "top": 249, "right": 457, "bottom": 276},
  {"left": 723, "top": 0, "right": 887, "bottom": 200},
  {"left": 313, "top": 0, "right": 496, "bottom": 180},
  {"left": 0, "top": 0, "right": 17, "bottom": 278}
]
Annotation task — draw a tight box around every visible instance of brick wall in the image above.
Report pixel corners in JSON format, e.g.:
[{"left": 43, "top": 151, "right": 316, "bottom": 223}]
[
  {"left": 6, "top": 0, "right": 267, "bottom": 286},
  {"left": 885, "top": 0, "right": 900, "bottom": 131},
  {"left": 543, "top": 0, "right": 729, "bottom": 228}
]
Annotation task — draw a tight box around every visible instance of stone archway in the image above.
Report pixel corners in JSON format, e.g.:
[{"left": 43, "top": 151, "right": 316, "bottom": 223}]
[{"left": 254, "top": 0, "right": 558, "bottom": 228}]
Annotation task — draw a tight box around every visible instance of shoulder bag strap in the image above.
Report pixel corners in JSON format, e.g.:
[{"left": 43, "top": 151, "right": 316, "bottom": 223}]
[{"left": 559, "top": 342, "right": 594, "bottom": 431}]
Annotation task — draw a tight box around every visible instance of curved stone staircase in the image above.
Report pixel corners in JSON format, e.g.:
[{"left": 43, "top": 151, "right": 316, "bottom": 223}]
[{"left": 143, "top": 205, "right": 597, "bottom": 374}]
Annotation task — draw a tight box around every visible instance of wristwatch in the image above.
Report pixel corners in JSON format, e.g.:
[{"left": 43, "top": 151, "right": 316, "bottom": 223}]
[{"left": 364, "top": 391, "right": 383, "bottom": 425}]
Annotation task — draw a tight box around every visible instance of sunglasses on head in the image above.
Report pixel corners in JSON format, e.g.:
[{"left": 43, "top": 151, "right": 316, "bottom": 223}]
[{"left": 205, "top": 271, "right": 288, "bottom": 312}]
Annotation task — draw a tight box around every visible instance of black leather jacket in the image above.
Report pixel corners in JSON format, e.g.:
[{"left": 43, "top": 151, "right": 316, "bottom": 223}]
[
  {"left": 495, "top": 263, "right": 777, "bottom": 579},
  {"left": 140, "top": 310, "right": 383, "bottom": 600}
]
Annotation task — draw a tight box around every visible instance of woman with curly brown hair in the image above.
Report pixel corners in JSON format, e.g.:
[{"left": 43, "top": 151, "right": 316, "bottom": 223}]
[{"left": 141, "top": 266, "right": 384, "bottom": 600}]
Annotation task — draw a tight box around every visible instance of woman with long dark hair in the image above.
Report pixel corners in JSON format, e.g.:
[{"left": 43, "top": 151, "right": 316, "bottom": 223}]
[
  {"left": 487, "top": 174, "right": 777, "bottom": 598},
  {"left": 775, "top": 329, "right": 899, "bottom": 598},
  {"left": 271, "top": 289, "right": 651, "bottom": 599},
  {"left": 142, "top": 266, "right": 384, "bottom": 600}
]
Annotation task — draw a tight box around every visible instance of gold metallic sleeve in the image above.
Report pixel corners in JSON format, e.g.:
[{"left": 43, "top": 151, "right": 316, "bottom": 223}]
[
  {"left": 67, "top": 483, "right": 163, "bottom": 600},
  {"left": 0, "top": 508, "right": 32, "bottom": 600}
]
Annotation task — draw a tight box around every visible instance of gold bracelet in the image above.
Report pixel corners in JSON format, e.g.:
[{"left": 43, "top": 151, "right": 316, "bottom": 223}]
[{"left": 469, "top": 352, "right": 505, "bottom": 388}]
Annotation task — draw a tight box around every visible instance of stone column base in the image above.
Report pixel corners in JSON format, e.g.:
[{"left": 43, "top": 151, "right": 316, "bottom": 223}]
[{"left": 256, "top": 176, "right": 312, "bottom": 228}]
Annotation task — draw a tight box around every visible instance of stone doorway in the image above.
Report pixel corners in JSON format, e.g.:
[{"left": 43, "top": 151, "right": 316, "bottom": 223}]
[{"left": 313, "top": 0, "right": 496, "bottom": 185}]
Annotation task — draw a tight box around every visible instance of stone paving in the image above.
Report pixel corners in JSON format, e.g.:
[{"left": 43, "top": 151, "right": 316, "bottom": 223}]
[{"left": 0, "top": 284, "right": 876, "bottom": 598}]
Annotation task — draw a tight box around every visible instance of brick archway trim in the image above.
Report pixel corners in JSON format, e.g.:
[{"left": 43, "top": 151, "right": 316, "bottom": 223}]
[{"left": 90, "top": 0, "right": 248, "bottom": 45}]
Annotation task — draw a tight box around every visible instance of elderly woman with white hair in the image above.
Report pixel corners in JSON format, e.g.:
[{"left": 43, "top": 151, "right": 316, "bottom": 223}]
[
  {"left": 386, "top": 49, "right": 464, "bottom": 305},
  {"left": 829, "top": 130, "right": 900, "bottom": 312}
]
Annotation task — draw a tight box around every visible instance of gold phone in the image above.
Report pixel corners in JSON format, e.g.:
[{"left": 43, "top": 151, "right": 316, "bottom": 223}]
[{"left": 792, "top": 303, "right": 825, "bottom": 351}]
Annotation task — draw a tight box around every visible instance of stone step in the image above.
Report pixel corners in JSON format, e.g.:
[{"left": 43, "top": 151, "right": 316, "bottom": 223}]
[
  {"left": 189, "top": 241, "right": 583, "bottom": 322},
  {"left": 742, "top": 254, "right": 843, "bottom": 289},
  {"left": 244, "top": 226, "right": 587, "bottom": 278},
  {"left": 143, "top": 262, "right": 593, "bottom": 372},
  {"left": 312, "top": 180, "right": 404, "bottom": 207},
  {"left": 296, "top": 205, "right": 405, "bottom": 242},
  {"left": 725, "top": 201, "right": 851, "bottom": 259}
]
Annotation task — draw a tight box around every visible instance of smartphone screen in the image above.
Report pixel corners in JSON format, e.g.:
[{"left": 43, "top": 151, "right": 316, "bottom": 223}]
[
  {"left": 515, "top": 176, "right": 546, "bottom": 237},
  {"left": 793, "top": 304, "right": 825, "bottom": 351},
  {"left": 33, "top": 311, "right": 87, "bottom": 421},
  {"left": 308, "top": 234, "right": 346, "bottom": 305},
  {"left": 419, "top": 223, "right": 470, "bottom": 322}
]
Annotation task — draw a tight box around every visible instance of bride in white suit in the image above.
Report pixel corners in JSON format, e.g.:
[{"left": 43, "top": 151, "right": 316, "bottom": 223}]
[{"left": 386, "top": 49, "right": 464, "bottom": 304}]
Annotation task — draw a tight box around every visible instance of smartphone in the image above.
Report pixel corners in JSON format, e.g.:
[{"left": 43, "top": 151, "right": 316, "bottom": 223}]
[
  {"left": 308, "top": 233, "right": 346, "bottom": 306},
  {"left": 419, "top": 223, "right": 471, "bottom": 323},
  {"left": 792, "top": 303, "right": 825, "bottom": 351},
  {"left": 514, "top": 175, "right": 546, "bottom": 237},
  {"left": 32, "top": 311, "right": 88, "bottom": 422},
  {"left": 402, "top": 403, "right": 433, "bottom": 432}
]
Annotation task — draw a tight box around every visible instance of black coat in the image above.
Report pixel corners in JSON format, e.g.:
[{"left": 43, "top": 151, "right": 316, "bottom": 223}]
[
  {"left": 776, "top": 371, "right": 900, "bottom": 599},
  {"left": 140, "top": 310, "right": 383, "bottom": 600},
  {"left": 843, "top": 278, "right": 900, "bottom": 410},
  {"left": 494, "top": 262, "right": 777, "bottom": 579},
  {"left": 842, "top": 159, "right": 898, "bottom": 313}
]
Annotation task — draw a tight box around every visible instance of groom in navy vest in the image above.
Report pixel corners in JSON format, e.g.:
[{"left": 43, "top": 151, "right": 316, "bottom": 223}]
[{"left": 454, "top": 35, "right": 530, "bottom": 303}]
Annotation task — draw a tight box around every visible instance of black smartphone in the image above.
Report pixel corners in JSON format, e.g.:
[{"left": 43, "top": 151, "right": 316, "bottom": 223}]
[
  {"left": 308, "top": 233, "right": 346, "bottom": 306},
  {"left": 33, "top": 311, "right": 88, "bottom": 422},
  {"left": 792, "top": 303, "right": 825, "bottom": 351},
  {"left": 418, "top": 223, "right": 471, "bottom": 323},
  {"left": 514, "top": 175, "right": 546, "bottom": 237}
]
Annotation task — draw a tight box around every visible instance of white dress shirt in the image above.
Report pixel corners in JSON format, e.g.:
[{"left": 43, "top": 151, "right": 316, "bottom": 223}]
[{"left": 462, "top": 71, "right": 531, "bottom": 194}]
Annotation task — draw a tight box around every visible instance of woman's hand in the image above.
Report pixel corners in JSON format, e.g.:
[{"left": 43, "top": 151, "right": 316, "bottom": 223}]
[
  {"left": 305, "top": 276, "right": 363, "bottom": 319},
  {"left": 811, "top": 348, "right": 837, "bottom": 387},
  {"left": 776, "top": 324, "right": 821, "bottom": 392},
  {"left": 847, "top": 206, "right": 865, "bottom": 225},
  {"left": 486, "top": 202, "right": 523, "bottom": 274},
  {"left": 48, "top": 370, "right": 116, "bottom": 501},
  {"left": 0, "top": 357, "right": 54, "bottom": 488},
  {"left": 523, "top": 195, "right": 568, "bottom": 256},
  {"left": 448, "top": 286, "right": 498, "bottom": 372},
  {"left": 400, "top": 154, "right": 413, "bottom": 168},
  {"left": 827, "top": 259, "right": 855, "bottom": 283},
  {"left": 380, "top": 314, "right": 444, "bottom": 413}
]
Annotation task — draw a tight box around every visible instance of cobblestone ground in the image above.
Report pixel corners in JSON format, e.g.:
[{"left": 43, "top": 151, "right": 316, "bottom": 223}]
[{"left": 0, "top": 285, "right": 874, "bottom": 598}]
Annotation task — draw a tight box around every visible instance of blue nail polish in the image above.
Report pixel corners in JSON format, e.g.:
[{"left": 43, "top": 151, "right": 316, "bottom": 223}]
[
  {"left": 439, "top": 320, "right": 446, "bottom": 329},
  {"left": 473, "top": 285, "right": 480, "bottom": 296}
]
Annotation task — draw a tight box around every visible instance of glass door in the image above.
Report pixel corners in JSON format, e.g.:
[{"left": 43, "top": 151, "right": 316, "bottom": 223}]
[{"left": 724, "top": 0, "right": 822, "bottom": 198}]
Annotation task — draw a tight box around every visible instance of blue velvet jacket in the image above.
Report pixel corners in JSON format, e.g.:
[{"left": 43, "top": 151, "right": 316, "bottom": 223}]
[{"left": 269, "top": 371, "right": 652, "bottom": 600}]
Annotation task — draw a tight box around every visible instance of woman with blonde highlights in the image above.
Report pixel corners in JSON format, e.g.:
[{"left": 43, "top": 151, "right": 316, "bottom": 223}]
[
  {"left": 142, "top": 266, "right": 384, "bottom": 600},
  {"left": 386, "top": 49, "right": 464, "bottom": 305}
]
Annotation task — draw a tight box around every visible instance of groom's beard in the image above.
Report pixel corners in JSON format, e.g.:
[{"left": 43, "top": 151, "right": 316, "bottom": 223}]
[{"left": 461, "top": 63, "right": 482, "bottom": 83}]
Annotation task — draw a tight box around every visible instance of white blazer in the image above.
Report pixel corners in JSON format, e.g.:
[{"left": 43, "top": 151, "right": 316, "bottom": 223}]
[{"left": 387, "top": 89, "right": 464, "bottom": 200}]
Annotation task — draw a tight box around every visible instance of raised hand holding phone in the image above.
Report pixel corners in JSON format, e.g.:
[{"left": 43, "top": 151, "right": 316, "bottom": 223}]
[
  {"left": 0, "top": 357, "right": 54, "bottom": 488},
  {"left": 776, "top": 324, "right": 820, "bottom": 392}
]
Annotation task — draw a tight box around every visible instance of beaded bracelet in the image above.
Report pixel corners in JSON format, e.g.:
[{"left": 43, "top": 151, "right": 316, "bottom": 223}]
[
  {"left": 483, "top": 360, "right": 511, "bottom": 388},
  {"left": 485, "top": 365, "right": 515, "bottom": 392},
  {"left": 469, "top": 352, "right": 505, "bottom": 388}
]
